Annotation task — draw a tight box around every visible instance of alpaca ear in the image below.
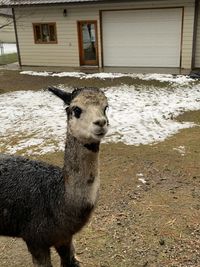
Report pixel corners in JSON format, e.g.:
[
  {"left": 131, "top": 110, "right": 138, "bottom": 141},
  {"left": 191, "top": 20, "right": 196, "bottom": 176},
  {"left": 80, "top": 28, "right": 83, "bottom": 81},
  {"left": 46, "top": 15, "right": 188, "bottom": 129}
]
[{"left": 48, "top": 86, "right": 72, "bottom": 105}]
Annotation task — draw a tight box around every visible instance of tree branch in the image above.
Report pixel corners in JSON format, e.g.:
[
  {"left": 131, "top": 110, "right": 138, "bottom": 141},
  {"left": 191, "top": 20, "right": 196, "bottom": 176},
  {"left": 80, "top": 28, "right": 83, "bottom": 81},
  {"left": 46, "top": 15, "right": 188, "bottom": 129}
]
[{"left": 0, "top": 19, "right": 14, "bottom": 30}]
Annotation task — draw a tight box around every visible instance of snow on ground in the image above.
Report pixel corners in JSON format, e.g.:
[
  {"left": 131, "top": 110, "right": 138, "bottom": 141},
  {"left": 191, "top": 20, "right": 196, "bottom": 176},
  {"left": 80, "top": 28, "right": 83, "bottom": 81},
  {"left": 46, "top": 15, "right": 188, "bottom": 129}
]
[
  {"left": 137, "top": 173, "right": 147, "bottom": 184},
  {"left": 173, "top": 146, "right": 186, "bottom": 156},
  {"left": 20, "top": 71, "right": 194, "bottom": 85},
  {"left": 0, "top": 43, "right": 17, "bottom": 55},
  {"left": 0, "top": 85, "right": 200, "bottom": 155}
]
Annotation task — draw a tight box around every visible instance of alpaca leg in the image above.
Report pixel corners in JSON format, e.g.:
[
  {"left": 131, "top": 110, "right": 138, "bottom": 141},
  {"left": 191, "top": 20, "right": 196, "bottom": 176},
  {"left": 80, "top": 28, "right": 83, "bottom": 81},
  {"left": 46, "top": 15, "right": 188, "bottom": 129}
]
[
  {"left": 26, "top": 243, "right": 52, "bottom": 267},
  {"left": 55, "top": 241, "right": 80, "bottom": 267}
]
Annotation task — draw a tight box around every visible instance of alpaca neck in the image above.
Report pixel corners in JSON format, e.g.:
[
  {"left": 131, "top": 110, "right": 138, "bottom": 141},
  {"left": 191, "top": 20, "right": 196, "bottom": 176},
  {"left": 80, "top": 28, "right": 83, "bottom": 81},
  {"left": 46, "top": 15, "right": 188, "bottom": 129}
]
[{"left": 63, "top": 133, "right": 100, "bottom": 204}]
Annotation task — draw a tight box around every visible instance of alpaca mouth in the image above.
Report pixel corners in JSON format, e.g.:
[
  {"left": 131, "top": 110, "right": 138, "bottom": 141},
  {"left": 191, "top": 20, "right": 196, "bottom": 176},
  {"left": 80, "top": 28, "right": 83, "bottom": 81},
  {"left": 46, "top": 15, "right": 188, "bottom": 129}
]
[
  {"left": 96, "top": 132, "right": 105, "bottom": 137},
  {"left": 93, "top": 130, "right": 107, "bottom": 138}
]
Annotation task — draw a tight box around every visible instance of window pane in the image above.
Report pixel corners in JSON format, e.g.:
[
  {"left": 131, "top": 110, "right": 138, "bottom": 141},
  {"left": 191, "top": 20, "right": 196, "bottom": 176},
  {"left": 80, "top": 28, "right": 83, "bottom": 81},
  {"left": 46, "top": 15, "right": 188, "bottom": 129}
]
[
  {"left": 81, "top": 23, "right": 96, "bottom": 61},
  {"left": 35, "top": 25, "right": 41, "bottom": 42},
  {"left": 41, "top": 24, "right": 49, "bottom": 42},
  {"left": 49, "top": 25, "right": 56, "bottom": 42}
]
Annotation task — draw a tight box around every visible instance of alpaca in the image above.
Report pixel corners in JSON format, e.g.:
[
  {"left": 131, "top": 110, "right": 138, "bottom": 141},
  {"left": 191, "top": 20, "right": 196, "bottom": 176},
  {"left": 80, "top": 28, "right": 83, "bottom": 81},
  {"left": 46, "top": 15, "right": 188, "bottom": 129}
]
[{"left": 0, "top": 87, "right": 109, "bottom": 267}]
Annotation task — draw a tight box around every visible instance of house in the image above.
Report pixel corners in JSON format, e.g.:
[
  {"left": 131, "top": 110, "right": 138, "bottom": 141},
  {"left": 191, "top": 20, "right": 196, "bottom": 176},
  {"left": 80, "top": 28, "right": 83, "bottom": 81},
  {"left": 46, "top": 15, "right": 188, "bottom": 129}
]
[
  {"left": 0, "top": 0, "right": 200, "bottom": 70},
  {"left": 0, "top": 8, "right": 15, "bottom": 43}
]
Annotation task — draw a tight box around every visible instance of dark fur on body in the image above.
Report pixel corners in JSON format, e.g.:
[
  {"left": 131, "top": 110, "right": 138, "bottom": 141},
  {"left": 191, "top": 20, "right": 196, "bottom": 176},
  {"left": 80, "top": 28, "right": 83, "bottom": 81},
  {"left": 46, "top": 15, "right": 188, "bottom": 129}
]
[
  {"left": 0, "top": 154, "right": 92, "bottom": 244},
  {"left": 0, "top": 87, "right": 108, "bottom": 267}
]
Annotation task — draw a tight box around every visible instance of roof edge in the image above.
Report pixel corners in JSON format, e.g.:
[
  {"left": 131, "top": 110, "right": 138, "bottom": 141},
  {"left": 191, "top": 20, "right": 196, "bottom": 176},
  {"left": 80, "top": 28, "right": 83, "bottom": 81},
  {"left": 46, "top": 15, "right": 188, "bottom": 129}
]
[
  {"left": 0, "top": 0, "right": 136, "bottom": 8},
  {"left": 0, "top": 1, "right": 101, "bottom": 8}
]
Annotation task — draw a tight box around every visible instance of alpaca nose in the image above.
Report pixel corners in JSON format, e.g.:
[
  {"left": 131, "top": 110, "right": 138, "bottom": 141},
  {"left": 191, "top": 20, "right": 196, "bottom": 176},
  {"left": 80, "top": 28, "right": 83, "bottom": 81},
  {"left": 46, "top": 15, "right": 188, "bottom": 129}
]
[{"left": 93, "top": 118, "right": 107, "bottom": 127}]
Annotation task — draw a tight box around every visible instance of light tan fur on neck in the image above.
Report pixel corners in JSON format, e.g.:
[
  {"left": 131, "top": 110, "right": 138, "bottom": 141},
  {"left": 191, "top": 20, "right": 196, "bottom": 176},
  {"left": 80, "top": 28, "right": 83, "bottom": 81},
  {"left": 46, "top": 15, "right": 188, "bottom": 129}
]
[{"left": 64, "top": 134, "right": 100, "bottom": 206}]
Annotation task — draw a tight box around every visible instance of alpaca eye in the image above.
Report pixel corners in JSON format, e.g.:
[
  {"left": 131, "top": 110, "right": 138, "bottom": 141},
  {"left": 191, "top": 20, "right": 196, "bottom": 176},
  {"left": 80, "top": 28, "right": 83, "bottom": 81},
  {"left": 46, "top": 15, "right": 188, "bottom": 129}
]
[{"left": 73, "top": 107, "right": 82, "bottom": 118}]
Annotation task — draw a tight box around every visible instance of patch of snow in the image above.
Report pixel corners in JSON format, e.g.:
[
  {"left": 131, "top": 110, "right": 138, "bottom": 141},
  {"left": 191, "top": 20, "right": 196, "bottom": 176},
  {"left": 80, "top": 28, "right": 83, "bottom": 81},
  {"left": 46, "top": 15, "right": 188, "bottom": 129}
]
[
  {"left": 136, "top": 173, "right": 147, "bottom": 184},
  {"left": 139, "top": 73, "right": 194, "bottom": 85},
  {"left": 0, "top": 43, "right": 17, "bottom": 55},
  {"left": 20, "top": 71, "right": 86, "bottom": 78},
  {"left": 105, "top": 85, "right": 200, "bottom": 145},
  {"left": 136, "top": 173, "right": 144, "bottom": 178},
  {"left": 6, "top": 138, "right": 45, "bottom": 155},
  {"left": 138, "top": 178, "right": 147, "bottom": 184},
  {"left": 20, "top": 71, "right": 52, "bottom": 77},
  {"left": 84, "top": 72, "right": 129, "bottom": 80},
  {"left": 173, "top": 146, "right": 186, "bottom": 156},
  {"left": 0, "top": 90, "right": 66, "bottom": 155},
  {"left": 52, "top": 72, "right": 85, "bottom": 78},
  {"left": 0, "top": 85, "right": 200, "bottom": 155},
  {"left": 20, "top": 71, "right": 195, "bottom": 85}
]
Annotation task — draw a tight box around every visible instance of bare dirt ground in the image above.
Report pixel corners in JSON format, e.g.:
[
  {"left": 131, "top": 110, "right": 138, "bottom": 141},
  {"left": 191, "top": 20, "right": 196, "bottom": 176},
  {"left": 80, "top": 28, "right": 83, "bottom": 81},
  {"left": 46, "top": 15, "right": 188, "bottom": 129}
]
[{"left": 0, "top": 70, "right": 200, "bottom": 267}]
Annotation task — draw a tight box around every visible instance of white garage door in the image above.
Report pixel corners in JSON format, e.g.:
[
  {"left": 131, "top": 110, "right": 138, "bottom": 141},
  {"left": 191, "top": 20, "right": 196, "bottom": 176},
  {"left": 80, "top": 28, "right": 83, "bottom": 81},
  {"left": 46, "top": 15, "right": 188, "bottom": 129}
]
[{"left": 102, "top": 8, "right": 182, "bottom": 67}]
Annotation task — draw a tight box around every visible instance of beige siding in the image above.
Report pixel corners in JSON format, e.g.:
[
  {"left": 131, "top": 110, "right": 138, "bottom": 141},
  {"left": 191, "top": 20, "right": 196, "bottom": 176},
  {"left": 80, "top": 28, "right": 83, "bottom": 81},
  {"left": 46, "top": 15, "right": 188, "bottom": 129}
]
[
  {"left": 15, "top": 7, "right": 99, "bottom": 66},
  {"left": 15, "top": 0, "right": 195, "bottom": 68},
  {"left": 195, "top": 1, "right": 200, "bottom": 67},
  {"left": 0, "top": 16, "right": 15, "bottom": 43}
]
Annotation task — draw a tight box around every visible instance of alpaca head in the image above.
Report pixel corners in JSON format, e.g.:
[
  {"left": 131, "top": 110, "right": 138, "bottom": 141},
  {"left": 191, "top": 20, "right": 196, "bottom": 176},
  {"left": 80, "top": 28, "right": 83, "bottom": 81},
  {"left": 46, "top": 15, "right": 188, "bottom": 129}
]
[{"left": 49, "top": 87, "right": 109, "bottom": 144}]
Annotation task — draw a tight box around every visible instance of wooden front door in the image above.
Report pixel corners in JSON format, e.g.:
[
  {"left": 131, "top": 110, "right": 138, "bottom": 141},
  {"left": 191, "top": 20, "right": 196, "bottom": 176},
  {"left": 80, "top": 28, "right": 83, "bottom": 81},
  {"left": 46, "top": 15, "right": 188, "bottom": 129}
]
[{"left": 78, "top": 21, "right": 99, "bottom": 66}]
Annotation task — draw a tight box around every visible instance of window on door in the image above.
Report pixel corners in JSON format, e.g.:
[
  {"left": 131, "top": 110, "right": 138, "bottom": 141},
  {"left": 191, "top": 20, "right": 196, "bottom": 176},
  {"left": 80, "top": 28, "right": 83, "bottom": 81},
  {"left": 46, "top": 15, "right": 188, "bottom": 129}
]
[
  {"left": 33, "top": 23, "right": 57, "bottom": 44},
  {"left": 78, "top": 21, "right": 98, "bottom": 66}
]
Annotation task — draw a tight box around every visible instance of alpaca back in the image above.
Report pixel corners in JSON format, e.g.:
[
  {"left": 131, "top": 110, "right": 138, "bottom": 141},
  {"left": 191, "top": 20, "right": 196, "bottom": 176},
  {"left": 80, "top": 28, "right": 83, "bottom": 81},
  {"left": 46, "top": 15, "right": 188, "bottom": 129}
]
[
  {"left": 0, "top": 153, "right": 94, "bottom": 246},
  {"left": 0, "top": 154, "right": 64, "bottom": 240}
]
